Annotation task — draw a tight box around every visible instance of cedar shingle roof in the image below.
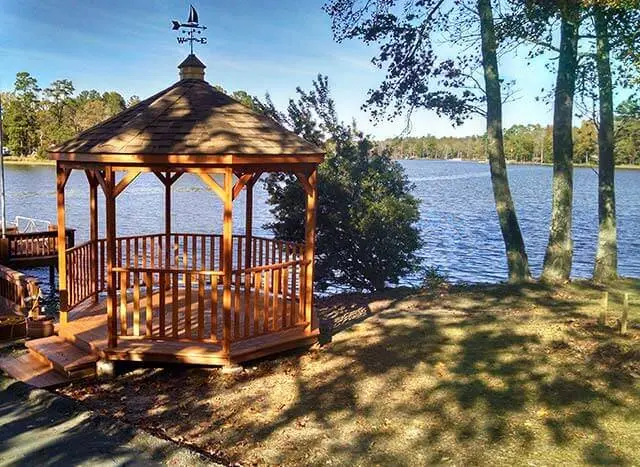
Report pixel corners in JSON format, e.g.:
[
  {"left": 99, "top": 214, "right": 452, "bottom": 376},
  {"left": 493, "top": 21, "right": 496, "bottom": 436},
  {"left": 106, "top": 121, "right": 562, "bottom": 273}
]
[{"left": 50, "top": 78, "right": 323, "bottom": 158}]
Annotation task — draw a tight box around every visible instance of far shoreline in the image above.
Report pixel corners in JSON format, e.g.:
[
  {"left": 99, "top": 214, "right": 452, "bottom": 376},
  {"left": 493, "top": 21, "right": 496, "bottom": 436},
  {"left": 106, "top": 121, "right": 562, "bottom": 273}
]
[
  {"left": 2, "top": 156, "right": 639, "bottom": 171},
  {"left": 396, "top": 158, "right": 640, "bottom": 170},
  {"left": 2, "top": 158, "right": 55, "bottom": 166}
]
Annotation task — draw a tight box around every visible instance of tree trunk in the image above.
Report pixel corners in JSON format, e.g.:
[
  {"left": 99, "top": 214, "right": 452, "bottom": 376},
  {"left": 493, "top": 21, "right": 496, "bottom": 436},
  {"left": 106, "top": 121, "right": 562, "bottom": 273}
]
[
  {"left": 478, "top": 0, "right": 531, "bottom": 282},
  {"left": 593, "top": 7, "right": 617, "bottom": 282},
  {"left": 542, "top": 6, "right": 579, "bottom": 283}
]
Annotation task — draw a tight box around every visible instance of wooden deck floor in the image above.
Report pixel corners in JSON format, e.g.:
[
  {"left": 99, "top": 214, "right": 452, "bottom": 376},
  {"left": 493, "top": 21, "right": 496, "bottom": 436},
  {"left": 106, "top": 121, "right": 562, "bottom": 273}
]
[{"left": 59, "top": 290, "right": 318, "bottom": 366}]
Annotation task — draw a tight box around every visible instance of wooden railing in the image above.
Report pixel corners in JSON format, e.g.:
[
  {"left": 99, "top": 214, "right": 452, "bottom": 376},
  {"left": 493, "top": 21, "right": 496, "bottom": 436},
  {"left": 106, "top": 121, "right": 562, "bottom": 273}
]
[
  {"left": 110, "top": 258, "right": 306, "bottom": 344},
  {"left": 4, "top": 228, "right": 75, "bottom": 259},
  {"left": 112, "top": 267, "right": 224, "bottom": 341},
  {"left": 231, "top": 259, "right": 306, "bottom": 342},
  {"left": 0, "top": 263, "right": 40, "bottom": 315},
  {"left": 66, "top": 240, "right": 100, "bottom": 309},
  {"left": 65, "top": 232, "right": 307, "bottom": 346}
]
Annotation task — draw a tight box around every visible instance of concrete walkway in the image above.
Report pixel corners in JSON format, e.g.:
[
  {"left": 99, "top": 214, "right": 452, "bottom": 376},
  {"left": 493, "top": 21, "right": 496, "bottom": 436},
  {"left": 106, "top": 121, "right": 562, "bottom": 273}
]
[{"left": 0, "top": 375, "right": 218, "bottom": 466}]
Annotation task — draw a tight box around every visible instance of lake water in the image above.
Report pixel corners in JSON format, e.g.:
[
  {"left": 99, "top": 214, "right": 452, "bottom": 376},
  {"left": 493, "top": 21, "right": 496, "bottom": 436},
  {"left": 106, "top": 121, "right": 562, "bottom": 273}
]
[{"left": 4, "top": 160, "right": 639, "bottom": 292}]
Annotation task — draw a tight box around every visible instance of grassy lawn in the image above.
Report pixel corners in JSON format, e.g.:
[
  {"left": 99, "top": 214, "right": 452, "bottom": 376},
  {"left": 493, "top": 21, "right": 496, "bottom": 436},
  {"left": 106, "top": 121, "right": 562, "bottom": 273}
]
[{"left": 58, "top": 279, "right": 640, "bottom": 465}]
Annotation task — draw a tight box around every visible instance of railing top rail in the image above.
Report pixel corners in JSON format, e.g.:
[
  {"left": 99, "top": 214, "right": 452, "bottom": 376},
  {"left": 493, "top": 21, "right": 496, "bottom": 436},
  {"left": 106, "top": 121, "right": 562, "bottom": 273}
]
[
  {"left": 112, "top": 258, "right": 304, "bottom": 276},
  {"left": 65, "top": 239, "right": 94, "bottom": 253},
  {"left": 0, "top": 263, "right": 40, "bottom": 285},
  {"left": 236, "top": 259, "right": 305, "bottom": 274},
  {"left": 7, "top": 230, "right": 57, "bottom": 240},
  {"left": 112, "top": 266, "right": 224, "bottom": 276},
  {"left": 114, "top": 233, "right": 165, "bottom": 242}
]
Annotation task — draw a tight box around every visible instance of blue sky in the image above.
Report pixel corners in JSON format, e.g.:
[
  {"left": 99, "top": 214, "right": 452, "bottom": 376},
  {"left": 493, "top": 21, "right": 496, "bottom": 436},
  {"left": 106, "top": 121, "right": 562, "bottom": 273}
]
[{"left": 1, "top": 0, "right": 566, "bottom": 138}]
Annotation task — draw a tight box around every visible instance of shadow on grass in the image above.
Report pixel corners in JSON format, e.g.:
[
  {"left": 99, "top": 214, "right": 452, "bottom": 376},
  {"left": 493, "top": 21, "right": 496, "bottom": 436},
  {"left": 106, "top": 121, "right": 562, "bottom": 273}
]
[{"left": 57, "top": 279, "right": 640, "bottom": 465}]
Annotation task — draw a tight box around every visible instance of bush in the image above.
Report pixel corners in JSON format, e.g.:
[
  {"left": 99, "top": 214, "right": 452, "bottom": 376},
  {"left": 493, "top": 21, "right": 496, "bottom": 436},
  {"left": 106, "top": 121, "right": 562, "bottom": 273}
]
[
  {"left": 262, "top": 76, "right": 421, "bottom": 292},
  {"left": 421, "top": 266, "right": 450, "bottom": 293}
]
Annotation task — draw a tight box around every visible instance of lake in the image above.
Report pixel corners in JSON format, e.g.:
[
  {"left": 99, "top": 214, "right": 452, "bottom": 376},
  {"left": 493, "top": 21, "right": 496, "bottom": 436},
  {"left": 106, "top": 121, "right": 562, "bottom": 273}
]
[{"left": 4, "top": 160, "right": 639, "bottom": 292}]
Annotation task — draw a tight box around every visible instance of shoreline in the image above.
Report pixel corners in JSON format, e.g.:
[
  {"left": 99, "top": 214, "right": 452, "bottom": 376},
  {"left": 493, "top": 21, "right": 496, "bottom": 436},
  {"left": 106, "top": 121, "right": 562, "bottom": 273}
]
[
  {"left": 396, "top": 158, "right": 640, "bottom": 170},
  {"left": 2, "top": 158, "right": 55, "bottom": 166},
  {"left": 3, "top": 157, "right": 640, "bottom": 171}
]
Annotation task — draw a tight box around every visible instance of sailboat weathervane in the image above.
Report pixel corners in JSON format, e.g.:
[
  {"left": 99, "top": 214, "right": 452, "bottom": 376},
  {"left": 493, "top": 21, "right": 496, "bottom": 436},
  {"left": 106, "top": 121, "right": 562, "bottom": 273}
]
[{"left": 172, "top": 5, "right": 207, "bottom": 54}]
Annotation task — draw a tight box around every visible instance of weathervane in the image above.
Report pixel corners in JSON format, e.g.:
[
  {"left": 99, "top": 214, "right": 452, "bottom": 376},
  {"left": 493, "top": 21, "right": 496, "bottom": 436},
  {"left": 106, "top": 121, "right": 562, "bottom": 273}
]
[{"left": 172, "top": 5, "right": 207, "bottom": 55}]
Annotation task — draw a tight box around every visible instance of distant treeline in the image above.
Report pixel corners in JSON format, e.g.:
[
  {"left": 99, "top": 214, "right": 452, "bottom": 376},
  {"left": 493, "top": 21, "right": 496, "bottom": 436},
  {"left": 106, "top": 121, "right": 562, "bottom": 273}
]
[
  {"left": 378, "top": 100, "right": 640, "bottom": 165},
  {"left": 0, "top": 72, "right": 141, "bottom": 158}
]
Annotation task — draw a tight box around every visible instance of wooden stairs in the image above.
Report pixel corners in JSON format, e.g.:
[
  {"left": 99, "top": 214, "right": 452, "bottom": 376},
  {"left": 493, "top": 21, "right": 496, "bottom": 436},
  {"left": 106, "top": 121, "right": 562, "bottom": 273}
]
[{"left": 0, "top": 336, "right": 98, "bottom": 388}]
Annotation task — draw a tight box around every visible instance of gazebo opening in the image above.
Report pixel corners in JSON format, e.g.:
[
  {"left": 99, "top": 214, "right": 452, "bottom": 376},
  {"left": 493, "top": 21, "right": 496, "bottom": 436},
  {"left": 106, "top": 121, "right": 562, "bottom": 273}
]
[{"left": 48, "top": 55, "right": 324, "bottom": 366}]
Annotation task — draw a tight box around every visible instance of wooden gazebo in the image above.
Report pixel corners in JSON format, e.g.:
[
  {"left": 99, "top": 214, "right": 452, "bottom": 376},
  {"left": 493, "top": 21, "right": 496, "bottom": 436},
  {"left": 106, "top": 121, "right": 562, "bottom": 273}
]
[{"left": 48, "top": 55, "right": 324, "bottom": 367}]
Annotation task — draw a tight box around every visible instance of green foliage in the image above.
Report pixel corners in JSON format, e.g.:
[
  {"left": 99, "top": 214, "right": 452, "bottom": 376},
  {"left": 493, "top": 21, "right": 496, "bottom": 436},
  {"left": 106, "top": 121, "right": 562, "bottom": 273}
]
[
  {"left": 262, "top": 75, "right": 421, "bottom": 292},
  {"left": 615, "top": 97, "right": 640, "bottom": 164},
  {"left": 421, "top": 265, "right": 449, "bottom": 293},
  {"left": 0, "top": 71, "right": 136, "bottom": 158},
  {"left": 376, "top": 117, "right": 640, "bottom": 165},
  {"left": 324, "top": 0, "right": 482, "bottom": 125},
  {"left": 4, "top": 72, "right": 40, "bottom": 157}
]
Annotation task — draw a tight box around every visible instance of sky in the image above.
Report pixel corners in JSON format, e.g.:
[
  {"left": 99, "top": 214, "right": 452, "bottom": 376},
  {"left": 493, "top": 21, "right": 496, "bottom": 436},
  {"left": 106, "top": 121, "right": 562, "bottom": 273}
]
[{"left": 0, "top": 0, "right": 577, "bottom": 139}]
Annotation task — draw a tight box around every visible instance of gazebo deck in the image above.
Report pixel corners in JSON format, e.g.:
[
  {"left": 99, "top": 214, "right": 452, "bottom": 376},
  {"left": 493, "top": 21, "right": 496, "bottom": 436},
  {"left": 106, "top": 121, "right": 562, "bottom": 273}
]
[
  {"left": 58, "top": 232, "right": 318, "bottom": 366},
  {"left": 59, "top": 288, "right": 319, "bottom": 366}
]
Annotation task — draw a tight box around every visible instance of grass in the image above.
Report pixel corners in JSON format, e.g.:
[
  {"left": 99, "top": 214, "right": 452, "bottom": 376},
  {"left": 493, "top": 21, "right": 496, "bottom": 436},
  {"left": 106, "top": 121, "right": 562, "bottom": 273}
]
[{"left": 57, "top": 279, "right": 640, "bottom": 465}]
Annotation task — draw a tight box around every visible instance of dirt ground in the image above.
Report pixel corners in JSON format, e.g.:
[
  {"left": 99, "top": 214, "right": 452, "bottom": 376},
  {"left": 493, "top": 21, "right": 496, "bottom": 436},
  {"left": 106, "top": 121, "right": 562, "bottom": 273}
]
[{"left": 57, "top": 279, "right": 640, "bottom": 466}]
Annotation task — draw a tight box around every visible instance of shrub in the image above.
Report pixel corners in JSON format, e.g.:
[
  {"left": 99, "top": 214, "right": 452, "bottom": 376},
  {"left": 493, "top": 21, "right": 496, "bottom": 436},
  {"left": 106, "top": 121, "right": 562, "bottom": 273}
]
[{"left": 261, "top": 76, "right": 421, "bottom": 292}]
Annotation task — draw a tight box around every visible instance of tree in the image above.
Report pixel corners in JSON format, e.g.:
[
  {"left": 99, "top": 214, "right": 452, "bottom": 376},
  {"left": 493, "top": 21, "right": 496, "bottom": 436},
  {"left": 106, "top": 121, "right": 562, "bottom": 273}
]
[
  {"left": 102, "top": 91, "right": 126, "bottom": 117},
  {"left": 4, "top": 72, "right": 41, "bottom": 156},
  {"left": 40, "top": 79, "right": 76, "bottom": 149},
  {"left": 478, "top": 0, "right": 531, "bottom": 281},
  {"left": 615, "top": 98, "right": 640, "bottom": 164},
  {"left": 588, "top": 1, "right": 640, "bottom": 281},
  {"left": 503, "top": 0, "right": 582, "bottom": 282},
  {"left": 325, "top": 0, "right": 531, "bottom": 282},
  {"left": 126, "top": 95, "right": 141, "bottom": 108},
  {"left": 573, "top": 120, "right": 597, "bottom": 163},
  {"left": 262, "top": 76, "right": 421, "bottom": 291},
  {"left": 541, "top": 2, "right": 580, "bottom": 283}
]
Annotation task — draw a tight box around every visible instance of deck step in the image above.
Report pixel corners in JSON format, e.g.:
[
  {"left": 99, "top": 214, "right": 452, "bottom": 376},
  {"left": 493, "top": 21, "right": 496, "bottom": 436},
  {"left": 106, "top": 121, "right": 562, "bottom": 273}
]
[
  {"left": 0, "top": 353, "right": 70, "bottom": 388},
  {"left": 26, "top": 336, "right": 98, "bottom": 379}
]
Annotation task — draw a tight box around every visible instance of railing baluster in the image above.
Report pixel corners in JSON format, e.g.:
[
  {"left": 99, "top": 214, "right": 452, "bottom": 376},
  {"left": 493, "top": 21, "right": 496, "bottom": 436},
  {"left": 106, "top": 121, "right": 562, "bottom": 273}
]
[
  {"left": 172, "top": 272, "right": 179, "bottom": 338},
  {"left": 282, "top": 266, "right": 289, "bottom": 328},
  {"left": 119, "top": 271, "right": 128, "bottom": 336},
  {"left": 211, "top": 275, "right": 218, "bottom": 340},
  {"left": 158, "top": 272, "right": 166, "bottom": 337},
  {"left": 133, "top": 271, "right": 140, "bottom": 336},
  {"left": 145, "top": 271, "right": 153, "bottom": 337},
  {"left": 263, "top": 270, "right": 270, "bottom": 333},
  {"left": 244, "top": 270, "right": 251, "bottom": 338},
  {"left": 276, "top": 268, "right": 283, "bottom": 330},
  {"left": 184, "top": 271, "right": 191, "bottom": 338},
  {"left": 198, "top": 274, "right": 205, "bottom": 339},
  {"left": 234, "top": 272, "right": 241, "bottom": 339},
  {"left": 253, "top": 271, "right": 261, "bottom": 336}
]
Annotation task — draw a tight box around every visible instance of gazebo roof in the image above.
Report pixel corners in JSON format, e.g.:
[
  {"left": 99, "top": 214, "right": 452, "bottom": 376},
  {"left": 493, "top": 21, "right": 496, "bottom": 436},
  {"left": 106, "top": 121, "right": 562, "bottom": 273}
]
[{"left": 49, "top": 57, "right": 323, "bottom": 165}]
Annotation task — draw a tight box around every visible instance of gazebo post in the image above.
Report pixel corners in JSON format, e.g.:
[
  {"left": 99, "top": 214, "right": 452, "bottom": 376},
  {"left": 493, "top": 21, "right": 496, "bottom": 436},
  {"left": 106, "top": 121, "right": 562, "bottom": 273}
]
[
  {"left": 304, "top": 169, "right": 318, "bottom": 332},
  {"left": 164, "top": 171, "right": 171, "bottom": 269},
  {"left": 244, "top": 177, "right": 255, "bottom": 270},
  {"left": 222, "top": 168, "right": 233, "bottom": 358},
  {"left": 104, "top": 166, "right": 118, "bottom": 348},
  {"left": 86, "top": 171, "right": 99, "bottom": 303},
  {"left": 56, "top": 162, "right": 70, "bottom": 326}
]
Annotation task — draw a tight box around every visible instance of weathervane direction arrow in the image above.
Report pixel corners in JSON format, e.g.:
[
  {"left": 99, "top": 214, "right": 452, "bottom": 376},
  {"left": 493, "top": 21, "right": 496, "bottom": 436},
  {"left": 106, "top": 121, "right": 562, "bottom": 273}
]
[{"left": 172, "top": 5, "right": 207, "bottom": 55}]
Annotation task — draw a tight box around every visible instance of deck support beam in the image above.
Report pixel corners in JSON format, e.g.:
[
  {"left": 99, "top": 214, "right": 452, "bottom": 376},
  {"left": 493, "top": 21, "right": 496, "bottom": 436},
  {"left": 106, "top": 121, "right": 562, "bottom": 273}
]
[
  {"left": 222, "top": 168, "right": 233, "bottom": 357},
  {"left": 303, "top": 169, "right": 318, "bottom": 332},
  {"left": 56, "top": 163, "right": 71, "bottom": 326},
  {"left": 104, "top": 167, "right": 117, "bottom": 348}
]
